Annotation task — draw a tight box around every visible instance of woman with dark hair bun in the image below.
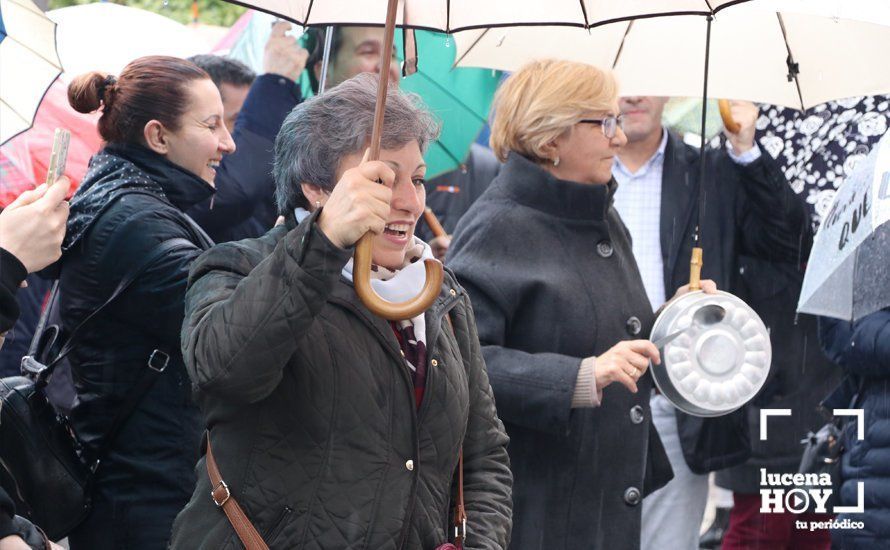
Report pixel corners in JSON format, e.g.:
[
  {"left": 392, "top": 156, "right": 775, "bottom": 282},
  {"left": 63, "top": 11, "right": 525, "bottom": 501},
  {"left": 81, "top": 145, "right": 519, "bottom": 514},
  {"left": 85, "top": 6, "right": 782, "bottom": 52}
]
[{"left": 58, "top": 55, "right": 234, "bottom": 549}]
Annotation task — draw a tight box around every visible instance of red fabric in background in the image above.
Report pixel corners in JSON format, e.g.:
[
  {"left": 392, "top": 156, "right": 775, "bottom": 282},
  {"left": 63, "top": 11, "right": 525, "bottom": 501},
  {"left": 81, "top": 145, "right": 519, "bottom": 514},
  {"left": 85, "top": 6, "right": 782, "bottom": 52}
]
[
  {"left": 722, "top": 493, "right": 832, "bottom": 550},
  {"left": 0, "top": 79, "right": 102, "bottom": 206},
  {"left": 0, "top": 153, "right": 33, "bottom": 207}
]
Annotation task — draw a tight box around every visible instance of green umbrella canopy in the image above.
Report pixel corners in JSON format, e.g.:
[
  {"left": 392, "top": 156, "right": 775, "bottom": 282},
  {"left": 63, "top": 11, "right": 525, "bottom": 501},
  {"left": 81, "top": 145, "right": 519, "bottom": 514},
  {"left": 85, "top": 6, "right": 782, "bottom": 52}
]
[
  {"left": 228, "top": 16, "right": 500, "bottom": 179},
  {"left": 662, "top": 98, "right": 724, "bottom": 142},
  {"left": 301, "top": 30, "right": 500, "bottom": 179}
]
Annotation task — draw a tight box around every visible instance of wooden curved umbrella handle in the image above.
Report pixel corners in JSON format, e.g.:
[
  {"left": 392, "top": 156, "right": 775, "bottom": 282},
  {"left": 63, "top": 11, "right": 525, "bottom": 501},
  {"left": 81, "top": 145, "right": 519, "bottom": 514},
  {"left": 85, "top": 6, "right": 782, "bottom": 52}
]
[
  {"left": 351, "top": 0, "right": 443, "bottom": 321},
  {"left": 352, "top": 0, "right": 445, "bottom": 321},
  {"left": 718, "top": 99, "right": 741, "bottom": 134},
  {"left": 354, "top": 233, "right": 444, "bottom": 320}
]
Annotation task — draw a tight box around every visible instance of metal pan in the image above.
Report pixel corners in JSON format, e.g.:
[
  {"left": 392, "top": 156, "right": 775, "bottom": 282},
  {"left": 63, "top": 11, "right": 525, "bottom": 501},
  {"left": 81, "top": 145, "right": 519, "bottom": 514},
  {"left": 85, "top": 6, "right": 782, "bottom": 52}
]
[{"left": 649, "top": 290, "right": 771, "bottom": 417}]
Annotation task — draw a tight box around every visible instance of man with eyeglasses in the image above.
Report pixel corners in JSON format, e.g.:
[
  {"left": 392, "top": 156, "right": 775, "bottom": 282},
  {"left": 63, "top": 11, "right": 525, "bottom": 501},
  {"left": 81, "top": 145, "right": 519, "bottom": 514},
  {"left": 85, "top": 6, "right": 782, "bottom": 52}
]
[{"left": 611, "top": 97, "right": 811, "bottom": 550}]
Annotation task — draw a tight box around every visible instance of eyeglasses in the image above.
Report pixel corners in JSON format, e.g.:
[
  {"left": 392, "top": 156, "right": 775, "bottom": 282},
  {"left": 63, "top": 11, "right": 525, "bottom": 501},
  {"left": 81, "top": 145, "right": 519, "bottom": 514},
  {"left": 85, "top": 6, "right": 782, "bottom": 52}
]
[{"left": 578, "top": 115, "right": 624, "bottom": 139}]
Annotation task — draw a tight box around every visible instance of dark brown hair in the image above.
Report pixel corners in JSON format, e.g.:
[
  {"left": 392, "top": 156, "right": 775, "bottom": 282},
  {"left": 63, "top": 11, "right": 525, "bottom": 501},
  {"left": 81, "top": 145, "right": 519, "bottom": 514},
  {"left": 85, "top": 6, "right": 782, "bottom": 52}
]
[{"left": 68, "top": 55, "right": 210, "bottom": 144}]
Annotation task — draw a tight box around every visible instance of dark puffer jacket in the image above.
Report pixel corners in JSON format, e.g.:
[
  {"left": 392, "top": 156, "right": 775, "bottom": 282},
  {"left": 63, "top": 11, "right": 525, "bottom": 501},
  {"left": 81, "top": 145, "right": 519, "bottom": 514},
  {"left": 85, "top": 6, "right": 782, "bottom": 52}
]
[
  {"left": 821, "top": 308, "right": 890, "bottom": 549},
  {"left": 169, "top": 211, "right": 512, "bottom": 549}
]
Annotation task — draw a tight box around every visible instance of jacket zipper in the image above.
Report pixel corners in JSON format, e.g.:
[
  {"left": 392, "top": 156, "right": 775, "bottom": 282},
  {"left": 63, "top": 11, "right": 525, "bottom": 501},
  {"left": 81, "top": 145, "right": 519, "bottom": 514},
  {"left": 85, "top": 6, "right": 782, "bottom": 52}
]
[{"left": 263, "top": 505, "right": 293, "bottom": 544}]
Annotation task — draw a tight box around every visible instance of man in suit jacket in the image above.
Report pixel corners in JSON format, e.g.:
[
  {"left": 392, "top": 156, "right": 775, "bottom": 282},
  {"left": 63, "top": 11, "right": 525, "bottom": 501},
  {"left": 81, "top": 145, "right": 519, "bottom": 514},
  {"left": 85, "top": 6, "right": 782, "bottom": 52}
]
[{"left": 611, "top": 96, "right": 812, "bottom": 549}]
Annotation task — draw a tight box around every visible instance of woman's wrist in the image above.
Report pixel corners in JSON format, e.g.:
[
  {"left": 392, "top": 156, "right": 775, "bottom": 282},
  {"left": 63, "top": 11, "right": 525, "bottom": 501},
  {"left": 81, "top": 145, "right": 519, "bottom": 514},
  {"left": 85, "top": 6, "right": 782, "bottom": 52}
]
[{"left": 314, "top": 208, "right": 346, "bottom": 249}]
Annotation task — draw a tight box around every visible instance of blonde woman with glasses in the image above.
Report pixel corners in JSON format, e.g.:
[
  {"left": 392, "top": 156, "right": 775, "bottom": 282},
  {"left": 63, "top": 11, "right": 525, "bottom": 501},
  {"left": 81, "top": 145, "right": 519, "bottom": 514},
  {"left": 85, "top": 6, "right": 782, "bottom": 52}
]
[{"left": 448, "top": 59, "right": 715, "bottom": 550}]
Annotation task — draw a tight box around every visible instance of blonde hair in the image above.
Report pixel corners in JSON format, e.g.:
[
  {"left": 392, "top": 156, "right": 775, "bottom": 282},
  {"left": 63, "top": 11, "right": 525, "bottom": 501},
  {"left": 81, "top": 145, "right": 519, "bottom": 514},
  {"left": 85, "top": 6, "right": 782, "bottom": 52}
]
[{"left": 489, "top": 59, "right": 618, "bottom": 163}]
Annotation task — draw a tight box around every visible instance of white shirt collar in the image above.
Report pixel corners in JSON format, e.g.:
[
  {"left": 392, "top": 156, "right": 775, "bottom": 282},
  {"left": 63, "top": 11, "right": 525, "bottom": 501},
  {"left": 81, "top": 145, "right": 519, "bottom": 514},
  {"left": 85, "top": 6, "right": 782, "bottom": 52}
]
[{"left": 614, "top": 128, "right": 669, "bottom": 178}]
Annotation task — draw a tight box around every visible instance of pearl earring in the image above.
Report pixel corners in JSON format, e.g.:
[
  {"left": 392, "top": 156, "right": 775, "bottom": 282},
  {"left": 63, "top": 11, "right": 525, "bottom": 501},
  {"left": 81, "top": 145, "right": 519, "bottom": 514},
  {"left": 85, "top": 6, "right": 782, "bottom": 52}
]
[
  {"left": 316, "top": 200, "right": 321, "bottom": 210},
  {"left": 553, "top": 156, "right": 560, "bottom": 167}
]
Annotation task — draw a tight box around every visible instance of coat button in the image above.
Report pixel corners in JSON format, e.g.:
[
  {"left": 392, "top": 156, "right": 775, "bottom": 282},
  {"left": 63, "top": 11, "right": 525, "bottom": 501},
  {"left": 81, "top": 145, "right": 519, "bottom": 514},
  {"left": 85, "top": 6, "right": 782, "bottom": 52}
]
[
  {"left": 450, "top": 288, "right": 457, "bottom": 296},
  {"left": 431, "top": 359, "right": 438, "bottom": 367},
  {"left": 596, "top": 240, "right": 614, "bottom": 258},
  {"left": 624, "top": 487, "right": 641, "bottom": 506},
  {"left": 630, "top": 405, "right": 644, "bottom": 425},
  {"left": 626, "top": 316, "right": 642, "bottom": 336},
  {"left": 405, "top": 460, "right": 414, "bottom": 471}
]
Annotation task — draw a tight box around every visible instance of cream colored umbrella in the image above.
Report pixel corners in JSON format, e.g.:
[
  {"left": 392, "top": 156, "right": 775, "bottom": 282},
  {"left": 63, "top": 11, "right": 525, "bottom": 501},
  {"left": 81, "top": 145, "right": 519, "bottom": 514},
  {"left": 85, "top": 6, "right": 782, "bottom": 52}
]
[
  {"left": 228, "top": 0, "right": 746, "bottom": 32},
  {"left": 222, "top": 0, "right": 752, "bottom": 320},
  {"left": 0, "top": 0, "right": 62, "bottom": 145},
  {"left": 47, "top": 3, "right": 212, "bottom": 79},
  {"left": 453, "top": 0, "right": 890, "bottom": 293},
  {"left": 453, "top": 0, "right": 890, "bottom": 110}
]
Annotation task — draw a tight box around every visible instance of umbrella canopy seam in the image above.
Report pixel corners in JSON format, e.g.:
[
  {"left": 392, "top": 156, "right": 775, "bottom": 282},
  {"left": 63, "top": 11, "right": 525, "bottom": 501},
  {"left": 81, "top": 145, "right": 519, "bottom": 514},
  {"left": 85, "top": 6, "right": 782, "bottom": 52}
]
[
  {"left": 578, "top": 0, "right": 590, "bottom": 28},
  {"left": 2, "top": 0, "right": 62, "bottom": 68},
  {"left": 217, "top": 0, "right": 753, "bottom": 35},
  {"left": 610, "top": 21, "right": 633, "bottom": 69},
  {"left": 776, "top": 13, "right": 805, "bottom": 110}
]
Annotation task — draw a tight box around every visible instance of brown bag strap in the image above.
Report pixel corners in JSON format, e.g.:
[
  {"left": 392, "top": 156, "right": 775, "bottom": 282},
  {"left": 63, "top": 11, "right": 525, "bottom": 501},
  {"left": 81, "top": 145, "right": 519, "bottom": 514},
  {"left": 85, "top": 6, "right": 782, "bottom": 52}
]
[
  {"left": 444, "top": 313, "right": 467, "bottom": 546},
  {"left": 206, "top": 435, "right": 269, "bottom": 550}
]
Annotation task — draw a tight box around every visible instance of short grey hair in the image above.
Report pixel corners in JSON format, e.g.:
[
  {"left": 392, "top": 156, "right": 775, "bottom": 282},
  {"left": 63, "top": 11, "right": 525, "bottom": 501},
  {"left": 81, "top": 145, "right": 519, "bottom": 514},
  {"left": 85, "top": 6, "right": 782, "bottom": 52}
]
[{"left": 274, "top": 72, "right": 440, "bottom": 214}]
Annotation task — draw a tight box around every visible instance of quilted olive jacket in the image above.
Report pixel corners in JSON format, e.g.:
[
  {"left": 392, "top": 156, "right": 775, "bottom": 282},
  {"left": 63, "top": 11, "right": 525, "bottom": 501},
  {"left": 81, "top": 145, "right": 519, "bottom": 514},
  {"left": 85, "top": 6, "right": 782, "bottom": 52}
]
[{"left": 169, "top": 211, "right": 512, "bottom": 549}]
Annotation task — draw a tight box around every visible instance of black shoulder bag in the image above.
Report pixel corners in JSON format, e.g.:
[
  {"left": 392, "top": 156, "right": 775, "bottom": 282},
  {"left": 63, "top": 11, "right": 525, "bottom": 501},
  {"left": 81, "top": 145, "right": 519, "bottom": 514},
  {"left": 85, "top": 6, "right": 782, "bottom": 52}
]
[{"left": 0, "top": 238, "right": 193, "bottom": 540}]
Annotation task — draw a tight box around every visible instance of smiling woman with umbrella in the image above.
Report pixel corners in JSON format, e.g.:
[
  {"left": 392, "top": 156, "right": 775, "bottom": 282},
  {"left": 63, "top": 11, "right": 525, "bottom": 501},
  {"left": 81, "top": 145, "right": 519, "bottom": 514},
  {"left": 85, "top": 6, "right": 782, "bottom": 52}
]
[{"left": 169, "top": 72, "right": 512, "bottom": 550}]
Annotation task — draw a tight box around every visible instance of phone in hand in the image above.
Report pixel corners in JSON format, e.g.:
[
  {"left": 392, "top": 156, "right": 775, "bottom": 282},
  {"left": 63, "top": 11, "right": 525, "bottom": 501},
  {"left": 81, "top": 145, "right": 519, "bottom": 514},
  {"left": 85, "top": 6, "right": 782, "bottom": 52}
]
[{"left": 45, "top": 128, "right": 71, "bottom": 186}]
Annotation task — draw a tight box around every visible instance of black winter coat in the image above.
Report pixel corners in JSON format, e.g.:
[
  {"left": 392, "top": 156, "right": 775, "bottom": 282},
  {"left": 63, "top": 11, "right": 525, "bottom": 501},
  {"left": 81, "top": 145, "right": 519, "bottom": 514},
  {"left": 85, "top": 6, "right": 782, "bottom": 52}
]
[
  {"left": 0, "top": 253, "right": 46, "bottom": 548},
  {"left": 416, "top": 144, "right": 500, "bottom": 242},
  {"left": 447, "top": 153, "right": 673, "bottom": 550},
  {"left": 715, "top": 257, "right": 840, "bottom": 493},
  {"left": 169, "top": 211, "right": 512, "bottom": 549},
  {"left": 59, "top": 143, "right": 213, "bottom": 538},
  {"left": 656, "top": 133, "right": 813, "bottom": 473},
  {"left": 821, "top": 308, "right": 890, "bottom": 549},
  {"left": 0, "top": 249, "right": 27, "bottom": 335}
]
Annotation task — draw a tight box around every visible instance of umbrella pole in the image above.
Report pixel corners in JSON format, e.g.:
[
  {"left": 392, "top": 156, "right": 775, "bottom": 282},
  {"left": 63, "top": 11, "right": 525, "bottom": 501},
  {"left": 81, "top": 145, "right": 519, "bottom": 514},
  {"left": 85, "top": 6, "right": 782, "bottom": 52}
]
[
  {"left": 353, "top": 0, "right": 444, "bottom": 320},
  {"left": 367, "top": 0, "right": 399, "bottom": 160},
  {"left": 689, "top": 14, "right": 714, "bottom": 291},
  {"left": 318, "top": 25, "right": 334, "bottom": 94}
]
